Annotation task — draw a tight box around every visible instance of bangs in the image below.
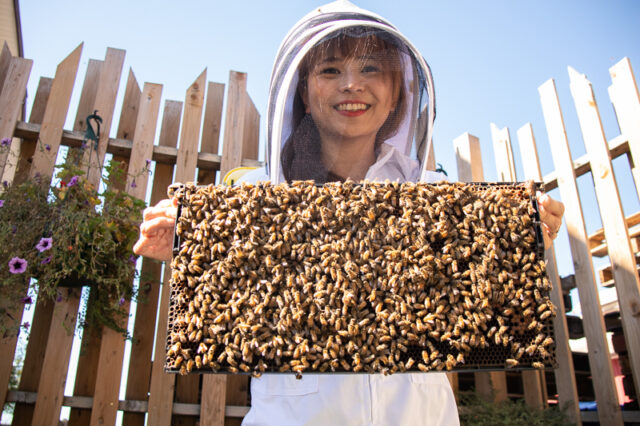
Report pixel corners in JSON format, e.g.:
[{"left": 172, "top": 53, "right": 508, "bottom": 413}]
[{"left": 302, "top": 33, "right": 403, "bottom": 73}]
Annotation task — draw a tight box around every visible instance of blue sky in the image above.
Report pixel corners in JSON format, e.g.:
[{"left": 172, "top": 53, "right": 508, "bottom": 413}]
[{"left": 19, "top": 0, "right": 640, "bottom": 300}]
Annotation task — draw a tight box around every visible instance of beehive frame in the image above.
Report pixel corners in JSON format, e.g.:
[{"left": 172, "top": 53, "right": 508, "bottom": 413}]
[{"left": 165, "top": 181, "right": 557, "bottom": 376}]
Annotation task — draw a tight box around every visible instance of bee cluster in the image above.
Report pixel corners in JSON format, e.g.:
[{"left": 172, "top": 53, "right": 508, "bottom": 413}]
[{"left": 166, "top": 181, "right": 556, "bottom": 376}]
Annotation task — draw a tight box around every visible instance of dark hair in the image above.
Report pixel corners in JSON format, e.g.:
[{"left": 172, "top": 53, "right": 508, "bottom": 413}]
[{"left": 282, "top": 33, "right": 408, "bottom": 182}]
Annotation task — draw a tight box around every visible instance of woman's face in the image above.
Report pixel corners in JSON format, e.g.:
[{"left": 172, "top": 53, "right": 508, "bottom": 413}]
[{"left": 302, "top": 50, "right": 397, "bottom": 146}]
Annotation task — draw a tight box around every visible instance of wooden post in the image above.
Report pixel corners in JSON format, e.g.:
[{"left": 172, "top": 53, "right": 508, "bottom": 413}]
[
  {"left": 89, "top": 82, "right": 162, "bottom": 426},
  {"left": 608, "top": 58, "right": 640, "bottom": 198},
  {"left": 147, "top": 70, "right": 206, "bottom": 426},
  {"left": 122, "top": 99, "right": 183, "bottom": 426},
  {"left": 539, "top": 77, "right": 623, "bottom": 426},
  {"left": 517, "top": 122, "right": 581, "bottom": 424},
  {"left": 453, "top": 132, "right": 507, "bottom": 402},
  {"left": 219, "top": 71, "right": 247, "bottom": 181},
  {"left": 569, "top": 66, "right": 640, "bottom": 405}
]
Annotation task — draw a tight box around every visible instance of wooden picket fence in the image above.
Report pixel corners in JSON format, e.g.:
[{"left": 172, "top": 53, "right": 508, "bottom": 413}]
[{"left": 0, "top": 42, "right": 639, "bottom": 425}]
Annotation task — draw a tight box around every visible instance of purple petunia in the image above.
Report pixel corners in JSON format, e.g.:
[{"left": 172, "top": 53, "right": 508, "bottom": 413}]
[
  {"left": 22, "top": 322, "right": 30, "bottom": 330},
  {"left": 41, "top": 256, "right": 52, "bottom": 265},
  {"left": 68, "top": 175, "right": 80, "bottom": 187},
  {"left": 0, "top": 200, "right": 4, "bottom": 208},
  {"left": 128, "top": 254, "right": 137, "bottom": 264},
  {"left": 9, "top": 257, "right": 28, "bottom": 274},
  {"left": 45, "top": 144, "right": 51, "bottom": 151},
  {"left": 56, "top": 292, "right": 63, "bottom": 302},
  {"left": 36, "top": 237, "right": 53, "bottom": 252},
  {"left": 145, "top": 159, "right": 151, "bottom": 167},
  {"left": 1, "top": 137, "right": 11, "bottom": 147},
  {"left": 131, "top": 180, "right": 137, "bottom": 188},
  {"left": 21, "top": 296, "right": 33, "bottom": 304},
  {"left": 119, "top": 297, "right": 126, "bottom": 306}
]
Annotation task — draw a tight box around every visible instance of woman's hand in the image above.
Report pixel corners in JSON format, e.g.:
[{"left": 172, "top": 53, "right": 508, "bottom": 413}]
[
  {"left": 133, "top": 198, "right": 178, "bottom": 262},
  {"left": 536, "top": 191, "right": 565, "bottom": 250}
]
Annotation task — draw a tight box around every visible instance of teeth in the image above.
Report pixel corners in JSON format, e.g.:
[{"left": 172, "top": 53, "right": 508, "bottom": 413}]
[{"left": 336, "top": 103, "right": 368, "bottom": 111}]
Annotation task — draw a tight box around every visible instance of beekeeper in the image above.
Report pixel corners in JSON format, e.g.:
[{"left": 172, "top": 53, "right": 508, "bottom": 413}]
[{"left": 134, "top": 1, "right": 565, "bottom": 424}]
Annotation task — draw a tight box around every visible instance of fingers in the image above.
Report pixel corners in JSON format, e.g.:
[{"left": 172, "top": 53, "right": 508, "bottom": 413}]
[
  {"left": 143, "top": 198, "right": 178, "bottom": 222},
  {"left": 536, "top": 192, "right": 565, "bottom": 249}
]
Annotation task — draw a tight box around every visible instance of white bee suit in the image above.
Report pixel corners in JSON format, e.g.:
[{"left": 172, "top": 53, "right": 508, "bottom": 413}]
[{"left": 238, "top": 1, "right": 459, "bottom": 424}]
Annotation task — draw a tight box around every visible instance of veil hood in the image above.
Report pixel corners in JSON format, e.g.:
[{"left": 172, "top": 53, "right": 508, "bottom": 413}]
[{"left": 266, "top": 0, "right": 436, "bottom": 183}]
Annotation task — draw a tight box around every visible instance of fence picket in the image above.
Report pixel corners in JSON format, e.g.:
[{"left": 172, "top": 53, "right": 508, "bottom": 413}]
[
  {"left": 172, "top": 70, "right": 207, "bottom": 426},
  {"left": 539, "top": 77, "right": 623, "bottom": 426},
  {"left": 123, "top": 99, "right": 183, "bottom": 426},
  {"left": 608, "top": 58, "right": 640, "bottom": 198},
  {"left": 10, "top": 76, "right": 56, "bottom": 426},
  {"left": 516, "top": 123, "right": 581, "bottom": 423},
  {"left": 569, "top": 66, "right": 640, "bottom": 406},
  {"left": 242, "top": 95, "right": 260, "bottom": 164},
  {"left": 0, "top": 55, "right": 32, "bottom": 181},
  {"left": 31, "top": 288, "right": 83, "bottom": 426},
  {"left": 88, "top": 82, "right": 162, "bottom": 426},
  {"left": 198, "top": 82, "right": 225, "bottom": 185},
  {"left": 219, "top": 71, "right": 247, "bottom": 181},
  {"left": 83, "top": 48, "right": 125, "bottom": 186},
  {"left": 0, "top": 42, "right": 13, "bottom": 92},
  {"left": 148, "top": 70, "right": 206, "bottom": 426},
  {"left": 27, "top": 44, "right": 82, "bottom": 178}
]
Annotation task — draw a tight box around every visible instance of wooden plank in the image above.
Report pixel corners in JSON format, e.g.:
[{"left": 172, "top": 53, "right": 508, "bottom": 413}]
[
  {"left": 569, "top": 66, "right": 640, "bottom": 402},
  {"left": 242, "top": 94, "right": 260, "bottom": 162},
  {"left": 200, "top": 376, "right": 227, "bottom": 426},
  {"left": 13, "top": 120, "right": 264, "bottom": 170},
  {"left": 73, "top": 59, "right": 103, "bottom": 133},
  {"left": 123, "top": 99, "right": 182, "bottom": 426},
  {"left": 149, "top": 71, "right": 206, "bottom": 426},
  {"left": 83, "top": 48, "right": 125, "bottom": 186},
  {"left": 197, "top": 82, "right": 225, "bottom": 185},
  {"left": 89, "top": 83, "right": 162, "bottom": 426},
  {"left": 588, "top": 211, "right": 640, "bottom": 250},
  {"left": 592, "top": 224, "right": 640, "bottom": 257},
  {"left": 598, "top": 253, "right": 640, "bottom": 287},
  {"left": 13, "top": 77, "right": 51, "bottom": 188},
  {"left": 116, "top": 69, "right": 141, "bottom": 141},
  {"left": 9, "top": 82, "right": 52, "bottom": 426},
  {"left": 219, "top": 71, "right": 247, "bottom": 180},
  {"left": 171, "top": 71, "right": 207, "bottom": 426},
  {"left": 31, "top": 288, "right": 82, "bottom": 426},
  {"left": 539, "top": 77, "right": 622, "bottom": 425},
  {"left": 6, "top": 391, "right": 251, "bottom": 417},
  {"left": 27, "top": 44, "right": 82, "bottom": 178},
  {"left": 609, "top": 58, "right": 640, "bottom": 198},
  {"left": 0, "top": 56, "right": 32, "bottom": 180},
  {"left": 0, "top": 42, "right": 13, "bottom": 93},
  {"left": 517, "top": 123, "right": 581, "bottom": 424},
  {"left": 453, "top": 133, "right": 483, "bottom": 182},
  {"left": 0, "top": 57, "right": 35, "bottom": 412}
]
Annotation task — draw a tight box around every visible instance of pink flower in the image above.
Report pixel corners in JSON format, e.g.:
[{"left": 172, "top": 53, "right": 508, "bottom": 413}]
[
  {"left": 0, "top": 200, "right": 4, "bottom": 208},
  {"left": 36, "top": 237, "right": 53, "bottom": 252},
  {"left": 41, "top": 256, "right": 52, "bottom": 265},
  {"left": 68, "top": 176, "right": 79, "bottom": 187},
  {"left": 8, "top": 257, "right": 27, "bottom": 274}
]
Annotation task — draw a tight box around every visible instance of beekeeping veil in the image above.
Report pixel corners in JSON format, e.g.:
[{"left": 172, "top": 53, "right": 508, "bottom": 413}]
[{"left": 266, "top": 0, "right": 436, "bottom": 184}]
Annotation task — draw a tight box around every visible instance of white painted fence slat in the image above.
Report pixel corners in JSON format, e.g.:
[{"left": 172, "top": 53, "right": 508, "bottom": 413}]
[
  {"left": 539, "top": 77, "right": 622, "bottom": 426},
  {"left": 517, "top": 123, "right": 581, "bottom": 424},
  {"left": 569, "top": 65, "right": 640, "bottom": 405}
]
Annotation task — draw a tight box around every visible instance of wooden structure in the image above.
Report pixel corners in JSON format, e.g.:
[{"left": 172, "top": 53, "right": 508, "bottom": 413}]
[{"left": 0, "top": 43, "right": 639, "bottom": 425}]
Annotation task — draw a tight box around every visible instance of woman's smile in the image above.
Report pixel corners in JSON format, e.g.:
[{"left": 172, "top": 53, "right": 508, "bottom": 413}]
[{"left": 335, "top": 101, "right": 370, "bottom": 116}]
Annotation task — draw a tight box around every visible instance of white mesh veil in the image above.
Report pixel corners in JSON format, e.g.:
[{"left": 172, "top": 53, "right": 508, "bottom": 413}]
[{"left": 266, "top": 0, "right": 436, "bottom": 184}]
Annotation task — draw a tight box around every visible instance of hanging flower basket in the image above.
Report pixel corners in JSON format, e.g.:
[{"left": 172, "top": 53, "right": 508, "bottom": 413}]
[{"left": 0, "top": 138, "right": 148, "bottom": 338}]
